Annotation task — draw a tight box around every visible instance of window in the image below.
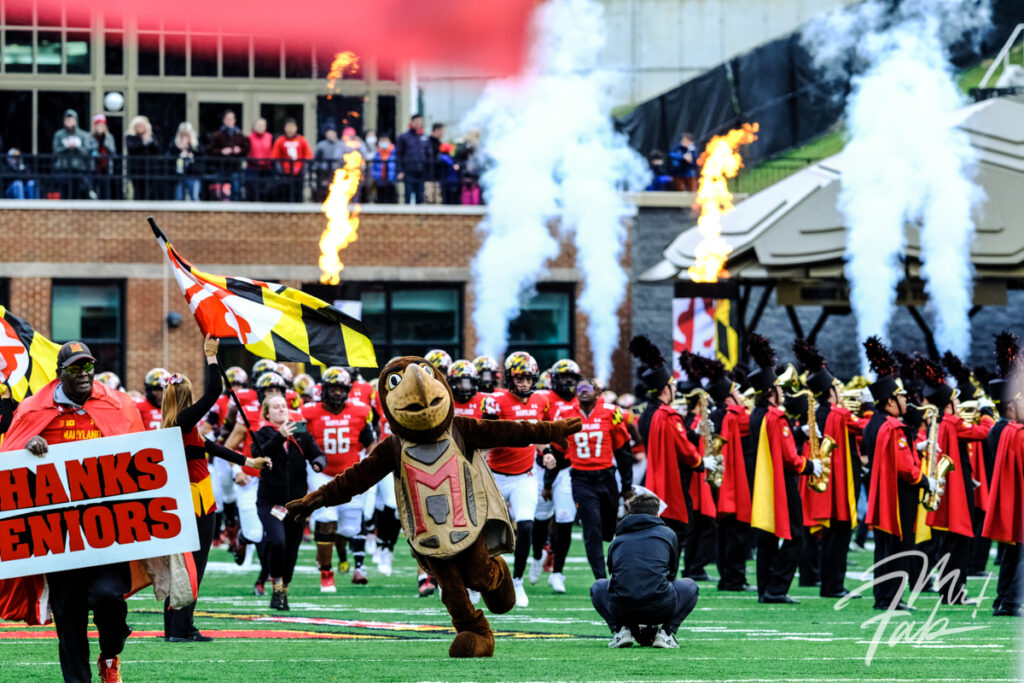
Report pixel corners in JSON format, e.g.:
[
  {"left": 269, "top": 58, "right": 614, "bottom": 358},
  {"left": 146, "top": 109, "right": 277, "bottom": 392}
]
[
  {"left": 506, "top": 285, "right": 574, "bottom": 371},
  {"left": 377, "top": 95, "right": 396, "bottom": 138},
  {"left": 38, "top": 90, "right": 90, "bottom": 154},
  {"left": 3, "top": 30, "right": 33, "bottom": 72},
  {"left": 138, "top": 92, "right": 186, "bottom": 147},
  {"left": 0, "top": 279, "right": 9, "bottom": 309},
  {"left": 0, "top": 90, "right": 33, "bottom": 152},
  {"left": 104, "top": 31, "right": 123, "bottom": 75},
  {"left": 51, "top": 281, "right": 125, "bottom": 379},
  {"left": 317, "top": 95, "right": 364, "bottom": 138},
  {"left": 303, "top": 283, "right": 463, "bottom": 372}
]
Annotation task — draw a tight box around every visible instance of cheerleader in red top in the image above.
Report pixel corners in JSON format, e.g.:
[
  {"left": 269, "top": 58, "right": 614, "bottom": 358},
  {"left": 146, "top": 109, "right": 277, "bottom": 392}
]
[{"left": 160, "top": 336, "right": 269, "bottom": 641}]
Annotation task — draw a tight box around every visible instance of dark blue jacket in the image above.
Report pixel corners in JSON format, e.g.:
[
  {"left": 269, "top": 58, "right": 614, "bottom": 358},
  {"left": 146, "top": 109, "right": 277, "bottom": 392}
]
[
  {"left": 607, "top": 513, "right": 679, "bottom": 614},
  {"left": 395, "top": 128, "right": 430, "bottom": 176},
  {"left": 669, "top": 143, "right": 698, "bottom": 178}
]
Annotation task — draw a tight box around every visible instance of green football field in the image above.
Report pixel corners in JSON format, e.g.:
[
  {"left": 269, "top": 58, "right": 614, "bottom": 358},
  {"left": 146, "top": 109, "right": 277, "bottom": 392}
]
[{"left": 1, "top": 536, "right": 1018, "bottom": 682}]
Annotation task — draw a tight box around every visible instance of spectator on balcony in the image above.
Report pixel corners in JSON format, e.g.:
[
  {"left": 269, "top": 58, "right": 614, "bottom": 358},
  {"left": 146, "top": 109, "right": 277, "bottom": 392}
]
[
  {"left": 2, "top": 148, "right": 39, "bottom": 200},
  {"left": 52, "top": 108, "right": 95, "bottom": 199},
  {"left": 396, "top": 113, "right": 429, "bottom": 205},
  {"left": 669, "top": 133, "right": 699, "bottom": 192},
  {"left": 340, "top": 127, "right": 371, "bottom": 202},
  {"left": 370, "top": 135, "right": 397, "bottom": 204},
  {"left": 363, "top": 129, "right": 378, "bottom": 158},
  {"left": 424, "top": 122, "right": 445, "bottom": 204},
  {"left": 246, "top": 117, "right": 274, "bottom": 202},
  {"left": 170, "top": 122, "right": 205, "bottom": 201},
  {"left": 208, "top": 109, "right": 249, "bottom": 200},
  {"left": 270, "top": 118, "right": 312, "bottom": 202},
  {"left": 313, "top": 122, "right": 344, "bottom": 202},
  {"left": 437, "top": 143, "right": 461, "bottom": 205},
  {"left": 454, "top": 131, "right": 483, "bottom": 206},
  {"left": 646, "top": 150, "right": 674, "bottom": 191},
  {"left": 126, "top": 116, "right": 163, "bottom": 200},
  {"left": 88, "top": 114, "right": 117, "bottom": 200}
]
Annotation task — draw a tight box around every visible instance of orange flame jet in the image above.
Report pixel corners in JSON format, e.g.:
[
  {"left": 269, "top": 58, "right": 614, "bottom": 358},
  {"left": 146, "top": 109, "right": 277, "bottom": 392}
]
[
  {"left": 687, "top": 122, "right": 759, "bottom": 283},
  {"left": 319, "top": 150, "right": 363, "bottom": 285},
  {"left": 325, "top": 51, "right": 359, "bottom": 100}
]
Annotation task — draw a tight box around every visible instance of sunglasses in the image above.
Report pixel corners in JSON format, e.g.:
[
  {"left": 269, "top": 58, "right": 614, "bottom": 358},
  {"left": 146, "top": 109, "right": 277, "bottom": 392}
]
[{"left": 63, "top": 361, "right": 94, "bottom": 375}]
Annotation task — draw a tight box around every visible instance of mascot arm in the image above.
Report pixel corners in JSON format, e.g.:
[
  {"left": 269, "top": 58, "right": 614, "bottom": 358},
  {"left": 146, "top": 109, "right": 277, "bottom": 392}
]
[
  {"left": 455, "top": 416, "right": 583, "bottom": 451},
  {"left": 286, "top": 436, "right": 398, "bottom": 519}
]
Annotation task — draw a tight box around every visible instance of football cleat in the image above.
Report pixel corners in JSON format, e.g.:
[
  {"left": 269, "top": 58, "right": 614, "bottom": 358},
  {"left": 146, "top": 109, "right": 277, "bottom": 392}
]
[
  {"left": 320, "top": 570, "right": 337, "bottom": 593},
  {"left": 377, "top": 549, "right": 393, "bottom": 577},
  {"left": 548, "top": 572, "right": 566, "bottom": 594},
  {"left": 352, "top": 567, "right": 368, "bottom": 584},
  {"left": 513, "top": 578, "right": 529, "bottom": 608},
  {"left": 253, "top": 581, "right": 266, "bottom": 596},
  {"left": 528, "top": 551, "right": 546, "bottom": 585},
  {"left": 418, "top": 576, "right": 437, "bottom": 598}
]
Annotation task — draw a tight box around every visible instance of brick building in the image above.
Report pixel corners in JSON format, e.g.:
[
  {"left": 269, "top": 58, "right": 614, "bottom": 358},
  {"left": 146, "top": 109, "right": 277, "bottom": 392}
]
[{"left": 0, "top": 200, "right": 638, "bottom": 392}]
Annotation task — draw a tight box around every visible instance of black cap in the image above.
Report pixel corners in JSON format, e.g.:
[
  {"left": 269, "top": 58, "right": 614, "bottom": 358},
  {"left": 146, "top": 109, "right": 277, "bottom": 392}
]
[
  {"left": 748, "top": 367, "right": 775, "bottom": 393},
  {"left": 988, "top": 377, "right": 1019, "bottom": 405},
  {"left": 925, "top": 384, "right": 956, "bottom": 411},
  {"left": 57, "top": 341, "right": 95, "bottom": 369},
  {"left": 903, "top": 403, "right": 926, "bottom": 431},
  {"left": 640, "top": 364, "right": 672, "bottom": 394},
  {"left": 784, "top": 393, "right": 808, "bottom": 422},
  {"left": 707, "top": 376, "right": 736, "bottom": 403},
  {"left": 869, "top": 376, "right": 906, "bottom": 403},
  {"left": 807, "top": 368, "right": 834, "bottom": 397}
]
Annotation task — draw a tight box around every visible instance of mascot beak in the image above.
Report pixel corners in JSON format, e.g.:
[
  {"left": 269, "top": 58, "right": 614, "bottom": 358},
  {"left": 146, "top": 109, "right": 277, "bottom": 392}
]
[{"left": 404, "top": 363, "right": 431, "bottom": 409}]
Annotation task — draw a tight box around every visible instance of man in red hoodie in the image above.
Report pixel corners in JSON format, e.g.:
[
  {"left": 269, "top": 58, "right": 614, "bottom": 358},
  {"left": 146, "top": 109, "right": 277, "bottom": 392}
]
[
  {"left": 271, "top": 118, "right": 312, "bottom": 202},
  {"left": 0, "top": 341, "right": 145, "bottom": 683}
]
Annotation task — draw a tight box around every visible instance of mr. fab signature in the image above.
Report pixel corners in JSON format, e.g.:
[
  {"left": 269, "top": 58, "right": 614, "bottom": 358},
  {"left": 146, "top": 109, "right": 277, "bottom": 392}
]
[{"left": 835, "top": 550, "right": 991, "bottom": 665}]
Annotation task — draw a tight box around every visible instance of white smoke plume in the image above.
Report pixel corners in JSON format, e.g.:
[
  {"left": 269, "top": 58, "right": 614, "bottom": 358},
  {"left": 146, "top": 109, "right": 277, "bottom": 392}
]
[
  {"left": 804, "top": 0, "right": 989, "bottom": 368},
  {"left": 465, "top": 0, "right": 648, "bottom": 381}
]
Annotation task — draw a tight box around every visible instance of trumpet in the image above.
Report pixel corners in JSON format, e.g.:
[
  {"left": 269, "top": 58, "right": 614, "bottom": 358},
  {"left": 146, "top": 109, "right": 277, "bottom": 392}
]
[
  {"left": 957, "top": 400, "right": 981, "bottom": 425},
  {"left": 790, "top": 389, "right": 834, "bottom": 493}
]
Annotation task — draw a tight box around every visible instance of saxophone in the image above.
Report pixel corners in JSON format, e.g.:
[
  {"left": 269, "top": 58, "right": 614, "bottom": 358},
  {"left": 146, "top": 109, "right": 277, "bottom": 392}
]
[
  {"left": 790, "top": 389, "right": 835, "bottom": 493},
  {"left": 690, "top": 389, "right": 726, "bottom": 488},
  {"left": 920, "top": 405, "right": 956, "bottom": 511}
]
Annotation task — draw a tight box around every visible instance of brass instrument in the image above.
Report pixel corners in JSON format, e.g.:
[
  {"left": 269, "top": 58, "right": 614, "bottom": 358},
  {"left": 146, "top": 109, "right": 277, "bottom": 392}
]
[
  {"left": 957, "top": 400, "right": 981, "bottom": 425},
  {"left": 790, "top": 388, "right": 835, "bottom": 493},
  {"left": 920, "top": 404, "right": 955, "bottom": 511},
  {"left": 777, "top": 364, "right": 802, "bottom": 394},
  {"left": 689, "top": 388, "right": 727, "bottom": 488},
  {"left": 740, "top": 387, "right": 757, "bottom": 411}
]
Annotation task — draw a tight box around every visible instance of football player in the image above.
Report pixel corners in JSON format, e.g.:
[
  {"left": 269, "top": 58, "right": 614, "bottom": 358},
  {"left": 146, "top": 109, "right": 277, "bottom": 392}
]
[
  {"left": 473, "top": 356, "right": 501, "bottom": 395},
  {"left": 482, "top": 351, "right": 550, "bottom": 607},
  {"left": 135, "top": 368, "right": 169, "bottom": 430},
  {"left": 425, "top": 349, "right": 453, "bottom": 377},
  {"left": 303, "top": 367, "right": 377, "bottom": 589},
  {"left": 448, "top": 360, "right": 485, "bottom": 418},
  {"left": 548, "top": 379, "right": 633, "bottom": 588}
]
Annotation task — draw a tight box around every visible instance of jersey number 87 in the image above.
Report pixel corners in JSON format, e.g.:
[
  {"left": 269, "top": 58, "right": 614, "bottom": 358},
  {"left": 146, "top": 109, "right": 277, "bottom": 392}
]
[{"left": 574, "top": 431, "right": 603, "bottom": 459}]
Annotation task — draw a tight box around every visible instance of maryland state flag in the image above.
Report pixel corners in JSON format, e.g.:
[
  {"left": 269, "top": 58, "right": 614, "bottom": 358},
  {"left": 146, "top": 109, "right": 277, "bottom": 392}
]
[
  {"left": 0, "top": 307, "right": 60, "bottom": 402},
  {"left": 150, "top": 220, "right": 377, "bottom": 368}
]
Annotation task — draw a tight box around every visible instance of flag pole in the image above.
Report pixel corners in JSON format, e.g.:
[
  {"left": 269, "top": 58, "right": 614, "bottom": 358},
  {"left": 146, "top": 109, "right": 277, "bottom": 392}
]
[{"left": 215, "top": 350, "right": 269, "bottom": 461}]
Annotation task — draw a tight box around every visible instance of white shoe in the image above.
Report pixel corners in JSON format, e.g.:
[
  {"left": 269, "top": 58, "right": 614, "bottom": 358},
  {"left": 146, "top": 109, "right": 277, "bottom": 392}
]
[
  {"left": 513, "top": 578, "right": 529, "bottom": 608},
  {"left": 378, "top": 549, "right": 393, "bottom": 577},
  {"left": 548, "top": 572, "right": 566, "bottom": 594},
  {"left": 608, "top": 626, "right": 634, "bottom": 648},
  {"left": 468, "top": 589, "right": 481, "bottom": 605},
  {"left": 652, "top": 628, "right": 679, "bottom": 649},
  {"left": 528, "top": 551, "right": 547, "bottom": 585},
  {"left": 365, "top": 533, "right": 377, "bottom": 557}
]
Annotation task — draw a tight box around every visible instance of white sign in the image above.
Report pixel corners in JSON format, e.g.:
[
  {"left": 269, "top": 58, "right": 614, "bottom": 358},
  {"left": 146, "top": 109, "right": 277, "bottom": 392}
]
[{"left": 0, "top": 428, "right": 199, "bottom": 579}]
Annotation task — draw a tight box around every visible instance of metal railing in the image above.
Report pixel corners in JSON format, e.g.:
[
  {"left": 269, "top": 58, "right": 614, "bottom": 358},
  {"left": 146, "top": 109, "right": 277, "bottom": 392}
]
[{"left": 0, "top": 153, "right": 479, "bottom": 205}]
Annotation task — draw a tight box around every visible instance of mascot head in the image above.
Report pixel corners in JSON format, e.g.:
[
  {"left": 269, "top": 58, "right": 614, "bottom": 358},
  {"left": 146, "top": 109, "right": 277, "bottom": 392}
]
[{"left": 378, "top": 356, "right": 454, "bottom": 443}]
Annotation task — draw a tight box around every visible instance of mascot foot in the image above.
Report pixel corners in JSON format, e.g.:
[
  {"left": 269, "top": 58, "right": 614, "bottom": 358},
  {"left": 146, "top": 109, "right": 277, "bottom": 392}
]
[{"left": 449, "top": 630, "right": 495, "bottom": 658}]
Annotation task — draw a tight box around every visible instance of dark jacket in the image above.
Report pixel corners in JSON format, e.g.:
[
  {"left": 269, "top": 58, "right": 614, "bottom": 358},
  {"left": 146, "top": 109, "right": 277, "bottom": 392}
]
[
  {"left": 606, "top": 513, "right": 679, "bottom": 614},
  {"left": 125, "top": 133, "right": 162, "bottom": 176},
  {"left": 395, "top": 128, "right": 429, "bottom": 176},
  {"left": 254, "top": 425, "right": 326, "bottom": 504},
  {"left": 168, "top": 139, "right": 205, "bottom": 177}
]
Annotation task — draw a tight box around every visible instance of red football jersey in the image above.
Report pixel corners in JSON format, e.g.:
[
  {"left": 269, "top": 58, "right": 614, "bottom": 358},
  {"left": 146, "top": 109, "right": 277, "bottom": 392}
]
[
  {"left": 453, "top": 392, "right": 487, "bottom": 419},
  {"left": 302, "top": 399, "right": 374, "bottom": 476},
  {"left": 547, "top": 395, "right": 577, "bottom": 418},
  {"left": 485, "top": 389, "right": 550, "bottom": 474},
  {"left": 40, "top": 409, "right": 102, "bottom": 445},
  {"left": 553, "top": 401, "right": 629, "bottom": 470},
  {"left": 134, "top": 397, "right": 163, "bottom": 431},
  {"left": 350, "top": 380, "right": 375, "bottom": 405}
]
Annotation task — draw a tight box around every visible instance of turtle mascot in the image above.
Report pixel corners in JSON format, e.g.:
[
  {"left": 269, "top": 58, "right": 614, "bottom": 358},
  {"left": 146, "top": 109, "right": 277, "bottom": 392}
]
[{"left": 286, "top": 357, "right": 582, "bottom": 657}]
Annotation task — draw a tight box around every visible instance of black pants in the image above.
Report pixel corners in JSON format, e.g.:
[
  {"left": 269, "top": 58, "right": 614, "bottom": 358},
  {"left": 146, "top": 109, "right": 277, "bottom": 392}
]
[
  {"left": 716, "top": 515, "right": 750, "bottom": 590},
  {"left": 994, "top": 543, "right": 1024, "bottom": 612},
  {"left": 663, "top": 518, "right": 687, "bottom": 579},
  {"left": 258, "top": 503, "right": 305, "bottom": 585},
  {"left": 756, "top": 529, "right": 802, "bottom": 598},
  {"left": 684, "top": 513, "right": 717, "bottom": 578},
  {"left": 872, "top": 483, "right": 920, "bottom": 608},
  {"left": 820, "top": 521, "right": 853, "bottom": 595},
  {"left": 47, "top": 563, "right": 132, "bottom": 683},
  {"left": 798, "top": 526, "right": 821, "bottom": 586},
  {"left": 402, "top": 174, "right": 424, "bottom": 204},
  {"left": 590, "top": 578, "right": 699, "bottom": 635},
  {"left": 165, "top": 511, "right": 216, "bottom": 638},
  {"left": 934, "top": 530, "right": 972, "bottom": 604},
  {"left": 571, "top": 468, "right": 619, "bottom": 579},
  {"left": 969, "top": 506, "right": 992, "bottom": 574}
]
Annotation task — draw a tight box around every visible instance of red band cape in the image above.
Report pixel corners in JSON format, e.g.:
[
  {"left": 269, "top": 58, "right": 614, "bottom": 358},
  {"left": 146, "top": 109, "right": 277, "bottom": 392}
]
[
  {"left": 645, "top": 404, "right": 700, "bottom": 524},
  {"left": 982, "top": 422, "right": 1024, "bottom": 544}
]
